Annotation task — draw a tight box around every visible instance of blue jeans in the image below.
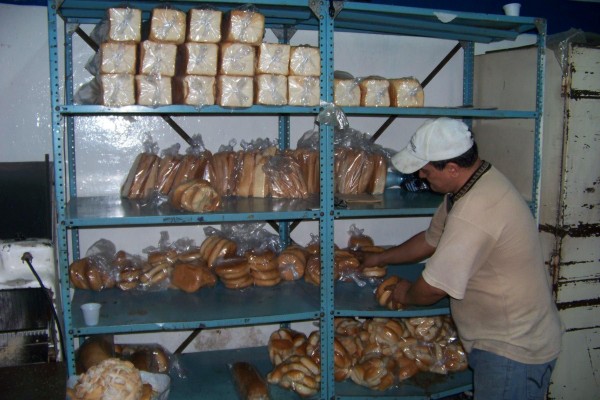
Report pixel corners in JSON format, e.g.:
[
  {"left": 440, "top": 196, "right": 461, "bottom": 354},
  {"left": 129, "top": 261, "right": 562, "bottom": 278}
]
[{"left": 468, "top": 348, "right": 557, "bottom": 400}]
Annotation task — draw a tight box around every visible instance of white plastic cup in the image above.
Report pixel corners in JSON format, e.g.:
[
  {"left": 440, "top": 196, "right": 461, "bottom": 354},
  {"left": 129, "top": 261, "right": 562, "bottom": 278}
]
[
  {"left": 503, "top": 3, "right": 521, "bottom": 16},
  {"left": 81, "top": 303, "right": 102, "bottom": 326}
]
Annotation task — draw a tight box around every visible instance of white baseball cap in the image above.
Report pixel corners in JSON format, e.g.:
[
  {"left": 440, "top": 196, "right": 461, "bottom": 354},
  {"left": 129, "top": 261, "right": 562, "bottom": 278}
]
[{"left": 391, "top": 117, "right": 474, "bottom": 174}]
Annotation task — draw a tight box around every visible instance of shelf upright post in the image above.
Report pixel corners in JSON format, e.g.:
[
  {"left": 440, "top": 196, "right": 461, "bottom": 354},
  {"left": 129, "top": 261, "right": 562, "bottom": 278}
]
[
  {"left": 46, "top": 0, "right": 76, "bottom": 375},
  {"left": 316, "top": 0, "right": 336, "bottom": 397},
  {"left": 462, "top": 41, "right": 475, "bottom": 131},
  {"left": 531, "top": 19, "right": 547, "bottom": 221},
  {"left": 278, "top": 25, "right": 292, "bottom": 246}
]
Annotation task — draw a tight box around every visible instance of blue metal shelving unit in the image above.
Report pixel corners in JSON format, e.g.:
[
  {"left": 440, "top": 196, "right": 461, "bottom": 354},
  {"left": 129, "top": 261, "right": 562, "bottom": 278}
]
[{"left": 47, "top": 0, "right": 545, "bottom": 398}]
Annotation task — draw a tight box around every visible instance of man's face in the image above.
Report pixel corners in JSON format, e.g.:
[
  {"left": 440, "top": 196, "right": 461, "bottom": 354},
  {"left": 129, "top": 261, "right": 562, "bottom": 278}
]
[{"left": 418, "top": 163, "right": 453, "bottom": 193}]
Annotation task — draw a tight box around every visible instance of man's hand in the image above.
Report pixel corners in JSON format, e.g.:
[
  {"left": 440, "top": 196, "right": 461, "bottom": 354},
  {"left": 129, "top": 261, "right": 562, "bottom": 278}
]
[
  {"left": 391, "top": 278, "right": 412, "bottom": 306},
  {"left": 391, "top": 275, "right": 448, "bottom": 306}
]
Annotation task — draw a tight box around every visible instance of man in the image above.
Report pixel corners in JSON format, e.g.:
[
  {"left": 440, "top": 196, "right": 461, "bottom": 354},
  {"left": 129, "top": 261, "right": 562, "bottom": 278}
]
[{"left": 361, "top": 117, "right": 563, "bottom": 399}]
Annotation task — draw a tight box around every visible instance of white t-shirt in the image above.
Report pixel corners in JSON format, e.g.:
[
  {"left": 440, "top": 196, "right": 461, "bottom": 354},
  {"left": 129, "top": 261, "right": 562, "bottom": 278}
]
[{"left": 423, "top": 166, "right": 562, "bottom": 364}]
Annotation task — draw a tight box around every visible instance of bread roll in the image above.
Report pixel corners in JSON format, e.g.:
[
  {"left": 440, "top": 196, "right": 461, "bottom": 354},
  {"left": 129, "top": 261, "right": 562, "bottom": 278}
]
[
  {"left": 149, "top": 8, "right": 186, "bottom": 44},
  {"left": 256, "top": 43, "right": 290, "bottom": 75},
  {"left": 277, "top": 245, "right": 307, "bottom": 281},
  {"left": 170, "top": 179, "right": 221, "bottom": 212},
  {"left": 72, "top": 358, "right": 143, "bottom": 400},
  {"left": 100, "top": 74, "right": 136, "bottom": 107},
  {"left": 135, "top": 75, "right": 172, "bottom": 106},
  {"left": 176, "top": 42, "right": 218, "bottom": 76},
  {"left": 222, "top": 8, "right": 265, "bottom": 46},
  {"left": 359, "top": 77, "right": 390, "bottom": 107},
  {"left": 187, "top": 8, "right": 222, "bottom": 43},
  {"left": 138, "top": 41, "right": 177, "bottom": 77},
  {"left": 389, "top": 77, "right": 424, "bottom": 107}
]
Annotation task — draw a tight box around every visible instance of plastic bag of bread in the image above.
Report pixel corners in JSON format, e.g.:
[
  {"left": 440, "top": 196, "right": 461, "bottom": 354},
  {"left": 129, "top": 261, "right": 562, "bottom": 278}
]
[
  {"left": 334, "top": 71, "right": 361, "bottom": 107},
  {"left": 276, "top": 244, "right": 307, "bottom": 281},
  {"left": 121, "top": 135, "right": 161, "bottom": 200},
  {"left": 221, "top": 5, "right": 265, "bottom": 46},
  {"left": 89, "top": 7, "right": 142, "bottom": 45},
  {"left": 212, "top": 140, "right": 238, "bottom": 196},
  {"left": 267, "top": 354, "right": 321, "bottom": 398},
  {"left": 69, "top": 239, "right": 119, "bottom": 291},
  {"left": 347, "top": 224, "right": 374, "bottom": 250},
  {"left": 389, "top": 76, "right": 424, "bottom": 108},
  {"left": 264, "top": 154, "right": 309, "bottom": 198},
  {"left": 220, "top": 221, "right": 281, "bottom": 256},
  {"left": 256, "top": 43, "right": 290, "bottom": 75},
  {"left": 170, "top": 135, "right": 215, "bottom": 191},
  {"left": 75, "top": 336, "right": 116, "bottom": 375},
  {"left": 199, "top": 227, "right": 238, "bottom": 268},
  {"left": 187, "top": 7, "right": 222, "bottom": 43},
  {"left": 154, "top": 143, "right": 182, "bottom": 196},
  {"left": 115, "top": 343, "right": 171, "bottom": 374},
  {"left": 288, "top": 148, "right": 319, "bottom": 195},
  {"left": 148, "top": 7, "right": 186, "bottom": 44},
  {"left": 335, "top": 147, "right": 373, "bottom": 195},
  {"left": 214, "top": 256, "right": 253, "bottom": 290},
  {"left": 230, "top": 361, "right": 271, "bottom": 400},
  {"left": 170, "top": 179, "right": 221, "bottom": 213},
  {"left": 358, "top": 76, "right": 390, "bottom": 107}
]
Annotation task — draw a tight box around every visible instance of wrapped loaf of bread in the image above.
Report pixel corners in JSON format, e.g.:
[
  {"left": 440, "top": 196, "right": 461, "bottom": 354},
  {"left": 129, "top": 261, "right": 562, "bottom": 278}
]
[
  {"left": 220, "top": 43, "right": 256, "bottom": 76},
  {"left": 170, "top": 153, "right": 210, "bottom": 190},
  {"left": 149, "top": 8, "right": 186, "bottom": 44},
  {"left": 334, "top": 75, "right": 360, "bottom": 107},
  {"left": 90, "top": 8, "right": 142, "bottom": 44},
  {"left": 252, "top": 152, "right": 271, "bottom": 198},
  {"left": 289, "top": 149, "right": 319, "bottom": 195},
  {"left": 335, "top": 148, "right": 370, "bottom": 194},
  {"left": 217, "top": 76, "right": 253, "bottom": 107},
  {"left": 187, "top": 8, "right": 222, "bottom": 43},
  {"left": 233, "top": 150, "right": 256, "bottom": 197},
  {"left": 121, "top": 153, "right": 160, "bottom": 199},
  {"left": 94, "top": 42, "right": 137, "bottom": 75},
  {"left": 359, "top": 77, "right": 390, "bottom": 107},
  {"left": 231, "top": 361, "right": 271, "bottom": 400},
  {"left": 222, "top": 8, "right": 265, "bottom": 46},
  {"left": 265, "top": 155, "right": 309, "bottom": 198},
  {"left": 69, "top": 257, "right": 116, "bottom": 291},
  {"left": 100, "top": 74, "right": 136, "bottom": 107},
  {"left": 135, "top": 75, "right": 172, "bottom": 106},
  {"left": 173, "top": 75, "right": 216, "bottom": 106},
  {"left": 289, "top": 46, "right": 321, "bottom": 76},
  {"left": 170, "top": 179, "right": 221, "bottom": 212},
  {"left": 255, "top": 75, "right": 288, "bottom": 106},
  {"left": 389, "top": 77, "right": 424, "bottom": 107},
  {"left": 171, "top": 261, "right": 217, "bottom": 292},
  {"left": 288, "top": 76, "right": 320, "bottom": 106},
  {"left": 368, "top": 153, "right": 387, "bottom": 195},
  {"left": 139, "top": 41, "right": 177, "bottom": 77},
  {"left": 256, "top": 43, "right": 290, "bottom": 75},
  {"left": 176, "top": 42, "right": 218, "bottom": 76},
  {"left": 212, "top": 150, "right": 236, "bottom": 195},
  {"left": 277, "top": 245, "right": 307, "bottom": 281}
]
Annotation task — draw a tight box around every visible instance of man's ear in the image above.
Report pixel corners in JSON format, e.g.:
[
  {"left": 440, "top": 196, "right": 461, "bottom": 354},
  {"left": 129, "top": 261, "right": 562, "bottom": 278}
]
[{"left": 446, "top": 162, "right": 460, "bottom": 177}]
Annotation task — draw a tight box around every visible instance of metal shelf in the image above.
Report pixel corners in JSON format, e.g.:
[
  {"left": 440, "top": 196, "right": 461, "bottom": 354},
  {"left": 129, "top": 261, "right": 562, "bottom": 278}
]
[
  {"left": 59, "top": 104, "right": 320, "bottom": 115},
  {"left": 65, "top": 195, "right": 320, "bottom": 228},
  {"left": 71, "top": 280, "right": 320, "bottom": 335},
  {"left": 335, "top": 264, "right": 450, "bottom": 319},
  {"left": 167, "top": 346, "right": 472, "bottom": 399},
  {"left": 334, "top": 190, "right": 443, "bottom": 219}
]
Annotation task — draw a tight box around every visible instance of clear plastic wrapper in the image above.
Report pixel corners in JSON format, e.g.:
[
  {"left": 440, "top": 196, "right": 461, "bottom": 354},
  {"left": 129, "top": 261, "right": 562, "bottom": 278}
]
[
  {"left": 217, "top": 75, "right": 254, "bottom": 107},
  {"left": 288, "top": 76, "right": 320, "bottom": 106},
  {"left": 121, "top": 135, "right": 160, "bottom": 200},
  {"left": 358, "top": 76, "right": 390, "bottom": 107},
  {"left": 100, "top": 74, "right": 136, "bottom": 106},
  {"left": 149, "top": 7, "right": 187, "bottom": 44},
  {"left": 187, "top": 7, "right": 222, "bottom": 43},
  {"left": 139, "top": 41, "right": 177, "bottom": 77},
  {"left": 289, "top": 45, "right": 321, "bottom": 76},
  {"left": 173, "top": 75, "right": 216, "bottom": 106},
  {"left": 256, "top": 43, "right": 291, "bottom": 75},
  {"left": 288, "top": 148, "right": 319, "bottom": 195},
  {"left": 267, "top": 354, "right": 321, "bottom": 398},
  {"left": 255, "top": 74, "right": 288, "bottom": 105},
  {"left": 89, "top": 8, "right": 142, "bottom": 45},
  {"left": 221, "top": 222, "right": 282, "bottom": 255},
  {"left": 219, "top": 42, "right": 256, "bottom": 76},
  {"left": 169, "top": 178, "right": 221, "bottom": 213},
  {"left": 334, "top": 71, "right": 360, "bottom": 106},
  {"left": 176, "top": 42, "right": 218, "bottom": 76},
  {"left": 221, "top": 5, "right": 265, "bottom": 46},
  {"left": 135, "top": 74, "right": 173, "bottom": 106},
  {"left": 86, "top": 42, "right": 137, "bottom": 76},
  {"left": 264, "top": 154, "right": 308, "bottom": 198},
  {"left": 276, "top": 244, "right": 307, "bottom": 281},
  {"left": 389, "top": 77, "right": 424, "bottom": 107},
  {"left": 347, "top": 224, "right": 374, "bottom": 250}
]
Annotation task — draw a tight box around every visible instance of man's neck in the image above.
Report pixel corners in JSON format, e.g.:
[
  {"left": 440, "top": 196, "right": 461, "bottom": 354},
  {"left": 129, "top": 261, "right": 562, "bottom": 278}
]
[{"left": 452, "top": 158, "right": 484, "bottom": 195}]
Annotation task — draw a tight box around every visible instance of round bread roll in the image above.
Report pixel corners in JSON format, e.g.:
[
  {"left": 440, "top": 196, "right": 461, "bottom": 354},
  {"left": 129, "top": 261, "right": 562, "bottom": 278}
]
[
  {"left": 277, "top": 245, "right": 307, "bottom": 281},
  {"left": 348, "top": 234, "right": 374, "bottom": 250},
  {"left": 214, "top": 257, "right": 250, "bottom": 280}
]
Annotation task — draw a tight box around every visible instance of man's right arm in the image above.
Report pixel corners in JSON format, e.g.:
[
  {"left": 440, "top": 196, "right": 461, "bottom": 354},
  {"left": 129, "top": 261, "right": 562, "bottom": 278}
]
[{"left": 361, "top": 231, "right": 435, "bottom": 268}]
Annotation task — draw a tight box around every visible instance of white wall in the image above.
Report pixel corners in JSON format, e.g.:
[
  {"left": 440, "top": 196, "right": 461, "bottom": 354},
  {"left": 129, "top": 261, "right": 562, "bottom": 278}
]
[{"left": 0, "top": 3, "right": 463, "bottom": 353}]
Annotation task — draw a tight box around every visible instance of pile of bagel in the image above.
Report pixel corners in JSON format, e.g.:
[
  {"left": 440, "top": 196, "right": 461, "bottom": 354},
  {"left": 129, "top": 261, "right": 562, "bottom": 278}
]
[{"left": 266, "top": 316, "right": 468, "bottom": 395}]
